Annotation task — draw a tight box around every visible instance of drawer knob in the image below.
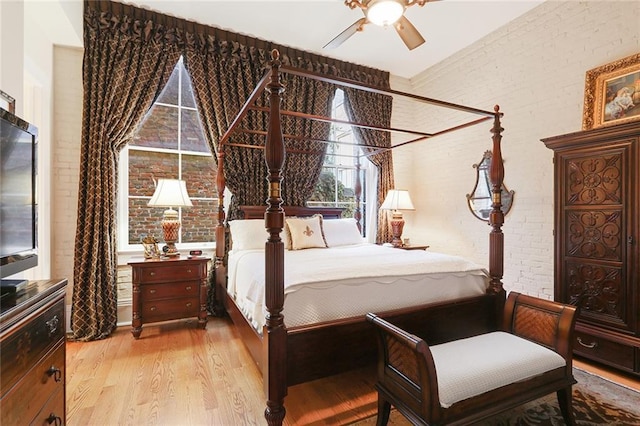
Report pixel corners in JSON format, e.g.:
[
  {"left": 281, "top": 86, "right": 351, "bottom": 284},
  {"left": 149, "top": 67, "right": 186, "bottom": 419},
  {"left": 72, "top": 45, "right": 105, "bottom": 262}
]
[
  {"left": 47, "top": 366, "right": 62, "bottom": 382},
  {"left": 149, "top": 271, "right": 156, "bottom": 276},
  {"left": 186, "top": 302, "right": 192, "bottom": 308},
  {"left": 46, "top": 316, "right": 60, "bottom": 338},
  {"left": 150, "top": 306, "right": 157, "bottom": 311},
  {"left": 149, "top": 289, "right": 157, "bottom": 294},
  {"left": 46, "top": 414, "right": 62, "bottom": 426},
  {"left": 577, "top": 337, "right": 598, "bottom": 349},
  {"left": 185, "top": 286, "right": 192, "bottom": 291}
]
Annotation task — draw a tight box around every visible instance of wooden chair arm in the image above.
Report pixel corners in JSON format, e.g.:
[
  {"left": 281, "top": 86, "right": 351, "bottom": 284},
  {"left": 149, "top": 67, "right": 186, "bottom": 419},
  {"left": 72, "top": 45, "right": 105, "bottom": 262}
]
[
  {"left": 366, "top": 313, "right": 441, "bottom": 422},
  {"left": 502, "top": 292, "right": 578, "bottom": 361}
]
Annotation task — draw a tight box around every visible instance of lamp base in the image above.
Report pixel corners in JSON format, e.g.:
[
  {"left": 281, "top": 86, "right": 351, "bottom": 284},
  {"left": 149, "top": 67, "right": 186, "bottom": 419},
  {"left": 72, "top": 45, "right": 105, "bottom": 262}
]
[
  {"left": 162, "top": 243, "right": 180, "bottom": 257},
  {"left": 161, "top": 213, "right": 181, "bottom": 257},
  {"left": 389, "top": 213, "right": 405, "bottom": 248}
]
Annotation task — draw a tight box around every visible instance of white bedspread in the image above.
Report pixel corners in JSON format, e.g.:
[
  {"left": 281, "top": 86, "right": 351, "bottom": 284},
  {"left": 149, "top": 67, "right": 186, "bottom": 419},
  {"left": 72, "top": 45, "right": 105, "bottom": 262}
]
[{"left": 227, "top": 243, "right": 488, "bottom": 330}]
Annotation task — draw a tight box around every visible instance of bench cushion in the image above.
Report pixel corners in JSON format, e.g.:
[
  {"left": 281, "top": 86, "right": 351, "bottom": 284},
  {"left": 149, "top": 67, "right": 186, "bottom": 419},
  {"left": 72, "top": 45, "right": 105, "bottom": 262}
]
[{"left": 430, "top": 331, "right": 566, "bottom": 408}]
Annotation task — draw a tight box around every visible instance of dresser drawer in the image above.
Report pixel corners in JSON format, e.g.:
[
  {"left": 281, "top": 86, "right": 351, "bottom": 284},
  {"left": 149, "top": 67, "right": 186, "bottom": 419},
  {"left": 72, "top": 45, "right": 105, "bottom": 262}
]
[
  {"left": 30, "top": 387, "right": 65, "bottom": 426},
  {"left": 137, "top": 263, "right": 205, "bottom": 283},
  {"left": 141, "top": 281, "right": 200, "bottom": 301},
  {"left": 573, "top": 330, "right": 635, "bottom": 371},
  {"left": 1, "top": 342, "right": 65, "bottom": 425},
  {"left": 1, "top": 298, "right": 65, "bottom": 395},
  {"left": 142, "top": 297, "right": 200, "bottom": 322}
]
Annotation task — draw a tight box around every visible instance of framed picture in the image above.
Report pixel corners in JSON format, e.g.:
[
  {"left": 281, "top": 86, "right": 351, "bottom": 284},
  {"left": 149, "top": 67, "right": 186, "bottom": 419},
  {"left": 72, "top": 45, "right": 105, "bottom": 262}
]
[
  {"left": 582, "top": 53, "right": 640, "bottom": 130},
  {"left": 0, "top": 90, "right": 15, "bottom": 114}
]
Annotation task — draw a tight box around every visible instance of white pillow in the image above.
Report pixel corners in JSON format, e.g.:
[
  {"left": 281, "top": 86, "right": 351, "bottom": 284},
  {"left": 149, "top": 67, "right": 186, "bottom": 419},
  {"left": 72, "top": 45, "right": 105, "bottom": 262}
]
[
  {"left": 286, "top": 216, "right": 327, "bottom": 250},
  {"left": 322, "top": 218, "right": 364, "bottom": 247},
  {"left": 228, "top": 219, "right": 266, "bottom": 251}
]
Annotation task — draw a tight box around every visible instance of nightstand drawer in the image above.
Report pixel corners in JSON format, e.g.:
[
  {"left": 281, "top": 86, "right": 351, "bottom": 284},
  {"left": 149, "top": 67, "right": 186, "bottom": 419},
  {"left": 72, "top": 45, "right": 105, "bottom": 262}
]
[
  {"left": 1, "top": 342, "right": 65, "bottom": 425},
  {"left": 138, "top": 263, "right": 204, "bottom": 283},
  {"left": 142, "top": 297, "right": 200, "bottom": 322},
  {"left": 142, "top": 281, "right": 200, "bottom": 301},
  {"left": 573, "top": 330, "right": 635, "bottom": 371}
]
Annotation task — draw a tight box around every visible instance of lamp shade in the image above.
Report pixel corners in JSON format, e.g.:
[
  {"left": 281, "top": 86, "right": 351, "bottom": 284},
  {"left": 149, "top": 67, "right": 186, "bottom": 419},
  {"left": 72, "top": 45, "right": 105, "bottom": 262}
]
[
  {"left": 380, "top": 189, "right": 415, "bottom": 211},
  {"left": 148, "top": 179, "right": 193, "bottom": 208},
  {"left": 367, "top": 0, "right": 404, "bottom": 26}
]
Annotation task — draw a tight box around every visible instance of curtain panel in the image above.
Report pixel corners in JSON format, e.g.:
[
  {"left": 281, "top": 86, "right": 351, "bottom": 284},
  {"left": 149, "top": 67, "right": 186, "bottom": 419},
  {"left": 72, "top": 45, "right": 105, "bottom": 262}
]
[
  {"left": 342, "top": 89, "right": 395, "bottom": 244},
  {"left": 72, "top": 1, "right": 182, "bottom": 340}
]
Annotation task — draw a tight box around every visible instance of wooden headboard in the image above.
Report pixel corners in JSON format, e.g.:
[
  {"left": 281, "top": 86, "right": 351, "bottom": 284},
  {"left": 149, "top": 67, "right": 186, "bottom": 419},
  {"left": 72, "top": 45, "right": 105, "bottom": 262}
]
[{"left": 239, "top": 205, "right": 344, "bottom": 220}]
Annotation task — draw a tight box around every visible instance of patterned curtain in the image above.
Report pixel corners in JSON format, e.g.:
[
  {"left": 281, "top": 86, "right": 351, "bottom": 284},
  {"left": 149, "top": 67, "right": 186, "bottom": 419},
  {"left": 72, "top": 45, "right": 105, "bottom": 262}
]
[
  {"left": 185, "top": 41, "right": 336, "bottom": 219},
  {"left": 72, "top": 0, "right": 182, "bottom": 340},
  {"left": 342, "top": 89, "right": 395, "bottom": 244},
  {"left": 184, "top": 42, "right": 270, "bottom": 220}
]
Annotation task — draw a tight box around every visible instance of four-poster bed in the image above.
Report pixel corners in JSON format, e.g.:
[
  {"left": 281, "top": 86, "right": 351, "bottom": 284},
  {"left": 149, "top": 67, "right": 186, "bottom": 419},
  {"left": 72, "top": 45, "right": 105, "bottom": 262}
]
[{"left": 212, "top": 50, "right": 507, "bottom": 425}]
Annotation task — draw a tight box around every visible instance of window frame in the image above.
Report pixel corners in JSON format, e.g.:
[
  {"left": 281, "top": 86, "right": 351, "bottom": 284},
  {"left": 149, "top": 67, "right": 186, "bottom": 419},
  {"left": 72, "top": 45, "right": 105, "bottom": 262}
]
[{"left": 117, "top": 59, "right": 217, "bottom": 255}]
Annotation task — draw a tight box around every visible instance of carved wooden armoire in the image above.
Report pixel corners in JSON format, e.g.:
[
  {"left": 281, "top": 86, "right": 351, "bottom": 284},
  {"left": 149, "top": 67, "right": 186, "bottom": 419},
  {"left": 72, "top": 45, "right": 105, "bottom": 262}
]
[{"left": 542, "top": 121, "right": 639, "bottom": 376}]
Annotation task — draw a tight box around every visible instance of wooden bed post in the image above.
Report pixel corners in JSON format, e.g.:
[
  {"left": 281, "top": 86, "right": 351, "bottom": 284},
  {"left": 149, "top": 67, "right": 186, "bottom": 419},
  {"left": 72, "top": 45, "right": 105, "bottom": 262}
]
[
  {"left": 488, "top": 105, "right": 505, "bottom": 299},
  {"left": 213, "top": 149, "right": 226, "bottom": 316},
  {"left": 263, "top": 49, "right": 287, "bottom": 426}
]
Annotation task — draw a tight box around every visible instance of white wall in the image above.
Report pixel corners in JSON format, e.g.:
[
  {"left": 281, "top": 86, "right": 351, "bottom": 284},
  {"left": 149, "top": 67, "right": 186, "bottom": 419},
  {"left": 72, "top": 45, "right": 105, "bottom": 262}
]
[{"left": 391, "top": 1, "right": 640, "bottom": 298}]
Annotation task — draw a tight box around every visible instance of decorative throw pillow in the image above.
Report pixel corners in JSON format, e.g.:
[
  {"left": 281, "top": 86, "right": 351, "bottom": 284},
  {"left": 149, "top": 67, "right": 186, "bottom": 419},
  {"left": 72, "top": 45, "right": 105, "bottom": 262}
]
[
  {"left": 285, "top": 215, "right": 326, "bottom": 250},
  {"left": 322, "top": 218, "right": 364, "bottom": 247}
]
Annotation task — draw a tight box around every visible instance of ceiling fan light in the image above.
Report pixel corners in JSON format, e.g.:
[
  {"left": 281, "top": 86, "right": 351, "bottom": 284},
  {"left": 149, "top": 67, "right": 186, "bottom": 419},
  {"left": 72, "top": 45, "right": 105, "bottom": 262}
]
[{"left": 367, "top": 0, "right": 404, "bottom": 27}]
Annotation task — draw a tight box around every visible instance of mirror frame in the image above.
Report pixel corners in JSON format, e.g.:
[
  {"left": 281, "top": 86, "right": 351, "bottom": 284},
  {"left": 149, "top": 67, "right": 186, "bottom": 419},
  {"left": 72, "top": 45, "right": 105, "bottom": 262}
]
[{"left": 466, "top": 150, "right": 514, "bottom": 221}]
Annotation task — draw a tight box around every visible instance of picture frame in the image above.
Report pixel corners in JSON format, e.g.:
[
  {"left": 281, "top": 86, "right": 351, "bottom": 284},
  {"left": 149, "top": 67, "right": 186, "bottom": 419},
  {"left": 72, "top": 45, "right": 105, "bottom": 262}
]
[
  {"left": 582, "top": 53, "right": 640, "bottom": 130},
  {"left": 0, "top": 90, "right": 15, "bottom": 114}
]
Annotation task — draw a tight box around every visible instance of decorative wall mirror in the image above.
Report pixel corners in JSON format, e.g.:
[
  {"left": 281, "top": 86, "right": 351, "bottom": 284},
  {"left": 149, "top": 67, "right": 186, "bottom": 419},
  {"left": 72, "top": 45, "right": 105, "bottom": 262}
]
[{"left": 466, "top": 150, "right": 514, "bottom": 221}]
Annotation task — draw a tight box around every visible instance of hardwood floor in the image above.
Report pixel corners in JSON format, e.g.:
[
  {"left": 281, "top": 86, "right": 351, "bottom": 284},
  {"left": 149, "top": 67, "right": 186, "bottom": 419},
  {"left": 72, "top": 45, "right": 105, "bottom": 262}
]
[
  {"left": 66, "top": 316, "right": 378, "bottom": 425},
  {"left": 66, "top": 315, "right": 639, "bottom": 426}
]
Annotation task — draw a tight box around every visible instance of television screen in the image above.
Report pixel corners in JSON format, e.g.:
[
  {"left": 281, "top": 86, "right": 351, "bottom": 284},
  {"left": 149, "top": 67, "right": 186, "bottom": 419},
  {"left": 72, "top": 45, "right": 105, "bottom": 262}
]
[{"left": 0, "top": 108, "right": 38, "bottom": 279}]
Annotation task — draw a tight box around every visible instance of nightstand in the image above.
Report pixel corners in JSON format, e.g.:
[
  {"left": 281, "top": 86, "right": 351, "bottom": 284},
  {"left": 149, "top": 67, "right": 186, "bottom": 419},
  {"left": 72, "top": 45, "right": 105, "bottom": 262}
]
[
  {"left": 397, "top": 245, "right": 430, "bottom": 250},
  {"left": 128, "top": 256, "right": 210, "bottom": 338}
]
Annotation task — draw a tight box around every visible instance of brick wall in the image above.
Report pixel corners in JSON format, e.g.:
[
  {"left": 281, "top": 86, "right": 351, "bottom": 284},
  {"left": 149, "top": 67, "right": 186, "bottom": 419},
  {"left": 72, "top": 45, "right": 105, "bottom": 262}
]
[{"left": 391, "top": 1, "right": 639, "bottom": 298}]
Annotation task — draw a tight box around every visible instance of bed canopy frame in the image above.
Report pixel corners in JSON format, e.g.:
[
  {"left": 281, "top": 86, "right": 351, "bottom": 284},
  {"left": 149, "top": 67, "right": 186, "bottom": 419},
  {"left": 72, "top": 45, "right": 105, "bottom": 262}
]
[{"left": 213, "top": 50, "right": 506, "bottom": 426}]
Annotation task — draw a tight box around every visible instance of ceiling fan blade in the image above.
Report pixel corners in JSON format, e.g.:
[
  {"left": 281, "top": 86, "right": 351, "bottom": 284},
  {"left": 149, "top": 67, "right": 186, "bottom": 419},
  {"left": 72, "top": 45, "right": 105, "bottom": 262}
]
[
  {"left": 394, "top": 15, "right": 425, "bottom": 50},
  {"left": 323, "top": 17, "right": 367, "bottom": 49}
]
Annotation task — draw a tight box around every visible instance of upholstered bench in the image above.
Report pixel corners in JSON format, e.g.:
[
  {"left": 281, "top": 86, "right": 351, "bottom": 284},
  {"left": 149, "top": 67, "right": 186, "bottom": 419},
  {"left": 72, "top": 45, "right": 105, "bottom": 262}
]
[{"left": 366, "top": 292, "right": 578, "bottom": 425}]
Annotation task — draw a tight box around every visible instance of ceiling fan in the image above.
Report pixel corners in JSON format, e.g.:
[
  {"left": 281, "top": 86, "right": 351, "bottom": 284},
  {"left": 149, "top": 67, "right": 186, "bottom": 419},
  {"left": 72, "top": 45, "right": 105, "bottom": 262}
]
[{"left": 324, "top": 0, "right": 434, "bottom": 51}]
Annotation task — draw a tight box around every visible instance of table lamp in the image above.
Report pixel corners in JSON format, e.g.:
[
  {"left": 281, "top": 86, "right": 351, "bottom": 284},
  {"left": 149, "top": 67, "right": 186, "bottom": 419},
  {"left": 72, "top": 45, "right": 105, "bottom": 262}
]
[
  {"left": 148, "top": 178, "right": 192, "bottom": 257},
  {"left": 380, "top": 189, "right": 415, "bottom": 248}
]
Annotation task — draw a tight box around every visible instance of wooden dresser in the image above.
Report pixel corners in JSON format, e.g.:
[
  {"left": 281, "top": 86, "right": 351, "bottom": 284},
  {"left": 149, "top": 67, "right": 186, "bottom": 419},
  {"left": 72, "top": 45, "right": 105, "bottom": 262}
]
[
  {"left": 129, "top": 256, "right": 210, "bottom": 338},
  {"left": 543, "top": 122, "right": 639, "bottom": 376},
  {"left": 1, "top": 279, "right": 68, "bottom": 425}
]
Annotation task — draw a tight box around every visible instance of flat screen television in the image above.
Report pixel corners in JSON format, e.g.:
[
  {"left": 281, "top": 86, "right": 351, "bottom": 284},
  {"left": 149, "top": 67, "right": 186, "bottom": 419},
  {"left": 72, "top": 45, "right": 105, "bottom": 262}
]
[{"left": 0, "top": 108, "right": 38, "bottom": 282}]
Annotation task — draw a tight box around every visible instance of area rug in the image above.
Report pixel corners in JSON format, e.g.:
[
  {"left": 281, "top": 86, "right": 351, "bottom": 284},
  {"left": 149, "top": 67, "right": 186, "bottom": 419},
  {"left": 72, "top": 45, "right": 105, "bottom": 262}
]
[{"left": 350, "top": 368, "right": 640, "bottom": 425}]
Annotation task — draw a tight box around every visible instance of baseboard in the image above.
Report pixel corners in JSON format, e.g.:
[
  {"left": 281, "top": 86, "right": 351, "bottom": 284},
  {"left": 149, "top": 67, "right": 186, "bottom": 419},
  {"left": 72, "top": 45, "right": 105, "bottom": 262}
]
[{"left": 117, "top": 301, "right": 133, "bottom": 327}]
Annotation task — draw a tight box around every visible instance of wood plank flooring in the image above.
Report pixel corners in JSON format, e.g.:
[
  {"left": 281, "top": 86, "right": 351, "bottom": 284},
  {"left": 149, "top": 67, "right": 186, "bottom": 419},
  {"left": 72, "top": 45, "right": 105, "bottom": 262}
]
[
  {"left": 66, "top": 316, "right": 378, "bottom": 425},
  {"left": 66, "top": 315, "right": 639, "bottom": 426}
]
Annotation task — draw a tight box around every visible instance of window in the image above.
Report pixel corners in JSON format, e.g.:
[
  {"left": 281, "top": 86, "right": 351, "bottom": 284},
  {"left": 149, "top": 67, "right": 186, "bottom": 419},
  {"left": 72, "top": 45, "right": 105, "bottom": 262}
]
[
  {"left": 118, "top": 58, "right": 217, "bottom": 251},
  {"left": 309, "top": 89, "right": 371, "bottom": 234}
]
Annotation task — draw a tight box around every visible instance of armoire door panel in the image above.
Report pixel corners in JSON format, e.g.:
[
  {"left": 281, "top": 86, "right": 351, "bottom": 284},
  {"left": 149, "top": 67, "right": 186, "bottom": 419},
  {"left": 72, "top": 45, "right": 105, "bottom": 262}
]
[
  {"left": 564, "top": 151, "right": 623, "bottom": 206},
  {"left": 565, "top": 260, "right": 630, "bottom": 330},
  {"left": 565, "top": 209, "right": 623, "bottom": 261}
]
